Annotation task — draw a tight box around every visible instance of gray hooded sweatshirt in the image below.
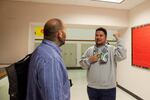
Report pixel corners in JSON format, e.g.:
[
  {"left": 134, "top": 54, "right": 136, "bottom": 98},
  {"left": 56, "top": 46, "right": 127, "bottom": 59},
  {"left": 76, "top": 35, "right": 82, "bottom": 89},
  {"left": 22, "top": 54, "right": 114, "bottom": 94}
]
[{"left": 79, "top": 39, "right": 126, "bottom": 89}]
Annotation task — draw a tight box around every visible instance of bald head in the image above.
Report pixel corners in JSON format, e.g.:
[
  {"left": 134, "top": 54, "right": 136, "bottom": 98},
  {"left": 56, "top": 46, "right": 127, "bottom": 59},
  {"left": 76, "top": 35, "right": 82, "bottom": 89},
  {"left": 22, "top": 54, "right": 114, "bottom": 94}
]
[{"left": 43, "top": 18, "right": 64, "bottom": 41}]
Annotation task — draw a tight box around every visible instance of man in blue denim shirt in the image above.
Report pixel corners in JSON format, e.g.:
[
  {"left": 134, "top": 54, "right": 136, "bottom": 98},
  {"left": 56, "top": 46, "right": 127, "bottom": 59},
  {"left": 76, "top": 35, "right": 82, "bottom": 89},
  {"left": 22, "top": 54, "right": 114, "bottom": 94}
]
[{"left": 26, "top": 18, "right": 70, "bottom": 100}]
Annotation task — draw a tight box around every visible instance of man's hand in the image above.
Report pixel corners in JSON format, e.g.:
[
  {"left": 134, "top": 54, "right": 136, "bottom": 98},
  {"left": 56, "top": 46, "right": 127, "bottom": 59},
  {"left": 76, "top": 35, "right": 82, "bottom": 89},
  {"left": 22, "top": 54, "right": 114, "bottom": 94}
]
[
  {"left": 88, "top": 54, "right": 100, "bottom": 64},
  {"left": 113, "top": 33, "right": 120, "bottom": 41}
]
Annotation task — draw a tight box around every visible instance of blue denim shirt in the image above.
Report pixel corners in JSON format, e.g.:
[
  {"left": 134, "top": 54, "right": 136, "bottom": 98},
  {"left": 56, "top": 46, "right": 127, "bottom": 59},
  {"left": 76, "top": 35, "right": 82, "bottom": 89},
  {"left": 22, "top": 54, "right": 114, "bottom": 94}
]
[{"left": 26, "top": 40, "right": 70, "bottom": 100}]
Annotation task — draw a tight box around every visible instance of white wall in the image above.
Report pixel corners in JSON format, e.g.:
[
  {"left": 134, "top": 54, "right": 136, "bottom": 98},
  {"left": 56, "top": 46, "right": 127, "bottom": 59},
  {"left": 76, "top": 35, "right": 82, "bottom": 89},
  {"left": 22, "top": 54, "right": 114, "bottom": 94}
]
[
  {"left": 0, "top": 0, "right": 128, "bottom": 64},
  {"left": 117, "top": 0, "right": 150, "bottom": 99}
]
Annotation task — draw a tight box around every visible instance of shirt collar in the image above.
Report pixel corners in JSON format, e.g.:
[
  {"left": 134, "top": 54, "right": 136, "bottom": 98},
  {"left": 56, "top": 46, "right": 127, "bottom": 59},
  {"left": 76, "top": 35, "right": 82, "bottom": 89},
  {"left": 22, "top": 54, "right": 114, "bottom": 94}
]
[{"left": 42, "top": 39, "right": 62, "bottom": 56}]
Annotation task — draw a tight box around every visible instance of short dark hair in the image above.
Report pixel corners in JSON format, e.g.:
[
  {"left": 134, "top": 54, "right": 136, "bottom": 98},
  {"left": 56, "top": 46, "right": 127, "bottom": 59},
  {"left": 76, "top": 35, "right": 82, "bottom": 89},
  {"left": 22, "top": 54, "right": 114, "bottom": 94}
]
[
  {"left": 96, "top": 27, "right": 107, "bottom": 37},
  {"left": 43, "top": 18, "right": 64, "bottom": 41}
]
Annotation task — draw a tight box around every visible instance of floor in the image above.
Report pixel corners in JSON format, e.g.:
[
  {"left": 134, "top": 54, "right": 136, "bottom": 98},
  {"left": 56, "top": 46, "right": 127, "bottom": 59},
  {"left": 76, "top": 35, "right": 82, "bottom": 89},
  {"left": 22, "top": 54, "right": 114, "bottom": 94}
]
[
  {"left": 68, "top": 69, "right": 137, "bottom": 100},
  {"left": 0, "top": 69, "right": 137, "bottom": 100}
]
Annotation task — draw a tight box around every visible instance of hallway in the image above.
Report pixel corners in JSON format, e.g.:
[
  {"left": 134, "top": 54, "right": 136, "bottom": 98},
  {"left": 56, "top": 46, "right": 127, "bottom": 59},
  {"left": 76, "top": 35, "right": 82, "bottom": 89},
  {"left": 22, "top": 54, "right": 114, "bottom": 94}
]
[{"left": 68, "top": 70, "right": 137, "bottom": 100}]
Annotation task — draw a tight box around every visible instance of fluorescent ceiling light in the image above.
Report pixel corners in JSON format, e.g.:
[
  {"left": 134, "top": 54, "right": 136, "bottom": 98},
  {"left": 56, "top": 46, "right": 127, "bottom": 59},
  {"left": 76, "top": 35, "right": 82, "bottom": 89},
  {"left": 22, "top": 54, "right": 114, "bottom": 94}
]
[{"left": 92, "top": 0, "right": 125, "bottom": 4}]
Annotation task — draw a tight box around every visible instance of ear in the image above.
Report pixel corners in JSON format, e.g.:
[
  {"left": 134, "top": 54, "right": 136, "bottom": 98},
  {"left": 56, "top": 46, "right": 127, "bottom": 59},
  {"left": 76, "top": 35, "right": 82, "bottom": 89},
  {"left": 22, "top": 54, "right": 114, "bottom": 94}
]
[{"left": 57, "top": 30, "right": 62, "bottom": 39}]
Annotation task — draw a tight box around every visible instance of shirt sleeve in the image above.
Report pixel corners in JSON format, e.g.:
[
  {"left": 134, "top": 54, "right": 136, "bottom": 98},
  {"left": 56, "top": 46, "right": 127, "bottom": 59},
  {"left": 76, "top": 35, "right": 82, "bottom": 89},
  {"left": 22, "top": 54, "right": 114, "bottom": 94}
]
[
  {"left": 37, "top": 57, "right": 64, "bottom": 100},
  {"left": 114, "top": 39, "right": 127, "bottom": 62},
  {"left": 79, "top": 48, "right": 91, "bottom": 69}
]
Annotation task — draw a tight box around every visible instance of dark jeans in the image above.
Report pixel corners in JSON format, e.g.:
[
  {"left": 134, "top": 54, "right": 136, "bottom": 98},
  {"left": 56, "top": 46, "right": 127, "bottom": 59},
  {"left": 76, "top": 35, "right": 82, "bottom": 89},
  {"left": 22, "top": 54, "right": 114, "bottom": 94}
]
[{"left": 87, "top": 86, "right": 116, "bottom": 100}]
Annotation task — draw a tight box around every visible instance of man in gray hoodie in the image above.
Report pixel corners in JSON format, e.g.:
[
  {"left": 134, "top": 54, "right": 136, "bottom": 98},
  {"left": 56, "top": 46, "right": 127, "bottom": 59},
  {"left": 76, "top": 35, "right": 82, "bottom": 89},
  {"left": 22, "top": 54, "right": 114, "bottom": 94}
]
[{"left": 79, "top": 27, "right": 126, "bottom": 100}]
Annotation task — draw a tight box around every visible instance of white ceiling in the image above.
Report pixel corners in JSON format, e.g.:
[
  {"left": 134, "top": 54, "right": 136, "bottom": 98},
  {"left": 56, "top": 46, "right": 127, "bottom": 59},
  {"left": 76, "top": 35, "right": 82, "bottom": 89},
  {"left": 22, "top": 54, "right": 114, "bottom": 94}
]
[{"left": 12, "top": 0, "right": 146, "bottom": 10}]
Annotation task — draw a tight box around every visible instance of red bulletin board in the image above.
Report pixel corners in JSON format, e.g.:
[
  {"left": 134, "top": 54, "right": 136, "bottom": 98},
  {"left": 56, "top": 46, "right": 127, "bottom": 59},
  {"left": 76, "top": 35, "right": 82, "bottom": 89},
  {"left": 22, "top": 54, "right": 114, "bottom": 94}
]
[{"left": 132, "top": 24, "right": 150, "bottom": 69}]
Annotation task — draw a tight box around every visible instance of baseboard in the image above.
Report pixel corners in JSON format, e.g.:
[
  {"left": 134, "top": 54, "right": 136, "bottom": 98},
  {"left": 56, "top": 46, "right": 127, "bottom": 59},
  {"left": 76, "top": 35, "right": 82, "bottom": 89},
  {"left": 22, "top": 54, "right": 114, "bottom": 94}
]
[
  {"left": 67, "top": 67, "right": 82, "bottom": 70},
  {"left": 117, "top": 84, "right": 144, "bottom": 100}
]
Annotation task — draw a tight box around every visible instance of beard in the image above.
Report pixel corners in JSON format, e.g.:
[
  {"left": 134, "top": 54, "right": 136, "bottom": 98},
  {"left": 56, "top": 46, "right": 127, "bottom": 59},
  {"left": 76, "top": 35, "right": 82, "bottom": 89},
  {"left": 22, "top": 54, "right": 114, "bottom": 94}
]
[
  {"left": 58, "top": 31, "right": 66, "bottom": 47},
  {"left": 59, "top": 37, "right": 66, "bottom": 47},
  {"left": 96, "top": 41, "right": 106, "bottom": 47}
]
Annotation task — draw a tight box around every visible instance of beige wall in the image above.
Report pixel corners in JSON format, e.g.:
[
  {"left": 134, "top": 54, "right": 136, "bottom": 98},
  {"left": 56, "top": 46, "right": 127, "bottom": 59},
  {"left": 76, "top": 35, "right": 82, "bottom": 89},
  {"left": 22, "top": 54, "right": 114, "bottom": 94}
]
[
  {"left": 0, "top": 0, "right": 128, "bottom": 64},
  {"left": 1, "top": 0, "right": 150, "bottom": 99},
  {"left": 117, "top": 0, "right": 150, "bottom": 99}
]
